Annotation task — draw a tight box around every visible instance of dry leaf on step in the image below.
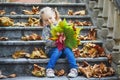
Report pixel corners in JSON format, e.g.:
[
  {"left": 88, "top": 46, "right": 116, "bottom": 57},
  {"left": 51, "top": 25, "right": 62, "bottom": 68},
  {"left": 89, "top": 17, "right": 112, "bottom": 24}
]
[
  {"left": 8, "top": 74, "right": 17, "bottom": 78},
  {"left": 68, "top": 9, "right": 73, "bottom": 15},
  {"left": 27, "top": 17, "right": 40, "bottom": 26},
  {"left": 23, "top": 10, "right": 34, "bottom": 15},
  {"left": 74, "top": 10, "right": 86, "bottom": 16},
  {"left": 0, "top": 37, "right": 8, "bottom": 41},
  {"left": 78, "top": 62, "right": 115, "bottom": 78},
  {"left": 0, "top": 10, "right": 5, "bottom": 15},
  {"left": 12, "top": 50, "right": 29, "bottom": 59},
  {"left": 23, "top": 6, "right": 39, "bottom": 15},
  {"left": 10, "top": 11, "right": 17, "bottom": 15},
  {"left": 55, "top": 69, "right": 65, "bottom": 76},
  {"left": 0, "top": 71, "right": 7, "bottom": 79},
  {"left": 21, "top": 33, "right": 42, "bottom": 41},
  {"left": 32, "top": 64, "right": 46, "bottom": 77},
  {"left": 30, "top": 48, "right": 47, "bottom": 59},
  {"left": 14, "top": 22, "right": 27, "bottom": 27},
  {"left": 0, "top": 17, "right": 14, "bottom": 26}
]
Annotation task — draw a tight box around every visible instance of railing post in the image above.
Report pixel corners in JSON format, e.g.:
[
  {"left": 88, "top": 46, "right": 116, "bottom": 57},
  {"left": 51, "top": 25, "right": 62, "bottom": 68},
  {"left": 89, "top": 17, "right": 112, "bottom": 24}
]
[
  {"left": 96, "top": 0, "right": 104, "bottom": 29},
  {"left": 101, "top": 0, "right": 109, "bottom": 40},
  {"left": 92, "top": 0, "right": 99, "bottom": 25},
  {"left": 104, "top": 0, "right": 115, "bottom": 54}
]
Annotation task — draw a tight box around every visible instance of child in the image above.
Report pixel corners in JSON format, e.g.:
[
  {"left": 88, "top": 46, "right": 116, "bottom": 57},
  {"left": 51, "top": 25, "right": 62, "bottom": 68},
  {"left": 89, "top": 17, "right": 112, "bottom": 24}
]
[{"left": 40, "top": 7, "right": 78, "bottom": 78}]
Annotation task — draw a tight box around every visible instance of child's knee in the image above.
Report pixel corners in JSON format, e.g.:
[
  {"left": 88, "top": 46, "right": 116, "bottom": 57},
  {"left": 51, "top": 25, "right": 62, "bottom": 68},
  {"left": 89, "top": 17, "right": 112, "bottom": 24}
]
[{"left": 64, "top": 47, "right": 72, "bottom": 52}]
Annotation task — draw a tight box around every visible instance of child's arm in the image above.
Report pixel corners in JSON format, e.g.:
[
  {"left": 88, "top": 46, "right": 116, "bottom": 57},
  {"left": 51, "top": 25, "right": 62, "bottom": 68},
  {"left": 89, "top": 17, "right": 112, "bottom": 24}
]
[{"left": 42, "top": 26, "right": 56, "bottom": 47}]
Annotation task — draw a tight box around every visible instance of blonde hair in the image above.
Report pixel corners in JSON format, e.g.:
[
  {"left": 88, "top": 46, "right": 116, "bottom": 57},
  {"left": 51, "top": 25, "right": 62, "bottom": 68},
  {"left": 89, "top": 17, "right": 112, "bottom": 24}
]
[{"left": 39, "top": 7, "right": 60, "bottom": 26}]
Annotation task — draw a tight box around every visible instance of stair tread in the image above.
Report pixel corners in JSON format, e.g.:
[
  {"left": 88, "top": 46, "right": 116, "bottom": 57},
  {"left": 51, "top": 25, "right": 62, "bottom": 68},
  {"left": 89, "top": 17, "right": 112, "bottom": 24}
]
[
  {"left": 0, "top": 57, "right": 108, "bottom": 64},
  {"left": 1, "top": 76, "right": 118, "bottom": 80},
  {"left": 0, "top": 15, "right": 90, "bottom": 18},
  {"left": 0, "top": 40, "right": 102, "bottom": 45},
  {"left": 0, "top": 26, "right": 96, "bottom": 29},
  {"left": 0, "top": 3, "right": 86, "bottom": 6},
  {"left": 0, "top": 40, "right": 102, "bottom": 44}
]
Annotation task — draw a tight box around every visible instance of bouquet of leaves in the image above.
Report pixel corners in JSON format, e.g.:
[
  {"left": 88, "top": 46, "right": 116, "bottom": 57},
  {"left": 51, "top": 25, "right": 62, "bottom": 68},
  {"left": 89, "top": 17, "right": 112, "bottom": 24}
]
[{"left": 50, "top": 19, "right": 82, "bottom": 50}]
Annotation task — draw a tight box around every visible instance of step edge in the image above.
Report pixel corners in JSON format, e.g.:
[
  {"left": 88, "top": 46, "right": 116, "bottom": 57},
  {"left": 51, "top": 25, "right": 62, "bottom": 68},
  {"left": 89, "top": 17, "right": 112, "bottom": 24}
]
[
  {"left": 1, "top": 76, "right": 118, "bottom": 80},
  {"left": 0, "top": 3, "right": 86, "bottom": 6},
  {"left": 0, "top": 57, "right": 108, "bottom": 64},
  {"left": 0, "top": 15, "right": 91, "bottom": 18},
  {"left": 0, "top": 26, "right": 96, "bottom": 30},
  {"left": 0, "top": 40, "right": 103, "bottom": 45}
]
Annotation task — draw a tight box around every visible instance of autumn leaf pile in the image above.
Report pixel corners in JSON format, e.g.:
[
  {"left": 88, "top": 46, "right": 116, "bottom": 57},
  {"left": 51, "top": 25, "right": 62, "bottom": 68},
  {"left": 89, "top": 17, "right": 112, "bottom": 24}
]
[
  {"left": 78, "top": 61, "right": 115, "bottom": 78},
  {"left": 73, "top": 43, "right": 106, "bottom": 58},
  {"left": 12, "top": 48, "right": 47, "bottom": 59},
  {"left": 50, "top": 19, "right": 82, "bottom": 49}
]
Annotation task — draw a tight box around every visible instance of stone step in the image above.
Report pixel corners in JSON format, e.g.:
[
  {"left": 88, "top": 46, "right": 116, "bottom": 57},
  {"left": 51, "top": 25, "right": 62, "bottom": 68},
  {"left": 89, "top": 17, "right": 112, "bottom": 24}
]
[
  {"left": 0, "top": 3, "right": 87, "bottom": 15},
  {"left": 0, "top": 14, "right": 90, "bottom": 17},
  {"left": 0, "top": 57, "right": 109, "bottom": 76},
  {"left": 0, "top": 15, "right": 92, "bottom": 24},
  {"left": 0, "top": 26, "right": 97, "bottom": 40},
  {"left": 0, "top": 40, "right": 102, "bottom": 57},
  {"left": 1, "top": 76, "right": 118, "bottom": 80}
]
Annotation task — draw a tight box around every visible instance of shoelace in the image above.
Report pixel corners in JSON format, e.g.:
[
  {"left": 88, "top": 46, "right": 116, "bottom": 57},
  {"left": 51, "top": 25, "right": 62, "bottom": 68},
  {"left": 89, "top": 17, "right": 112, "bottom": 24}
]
[
  {"left": 47, "top": 69, "right": 54, "bottom": 74},
  {"left": 70, "top": 69, "right": 77, "bottom": 74}
]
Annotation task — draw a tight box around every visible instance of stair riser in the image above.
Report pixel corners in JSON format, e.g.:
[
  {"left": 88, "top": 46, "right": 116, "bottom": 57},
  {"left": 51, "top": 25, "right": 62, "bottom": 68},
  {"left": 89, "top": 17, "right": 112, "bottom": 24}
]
[
  {"left": 0, "top": 41, "right": 103, "bottom": 57},
  {"left": 0, "top": 61, "right": 108, "bottom": 76},
  {"left": 0, "top": 29, "right": 42, "bottom": 40},
  {"left": 0, "top": 28, "right": 92, "bottom": 40},
  {"left": 5, "top": 17, "right": 92, "bottom": 24},
  {"left": 0, "top": 45, "right": 45, "bottom": 57},
  {"left": 0, "top": 63, "right": 69, "bottom": 76},
  {"left": 0, "top": 3, "right": 86, "bottom": 15}
]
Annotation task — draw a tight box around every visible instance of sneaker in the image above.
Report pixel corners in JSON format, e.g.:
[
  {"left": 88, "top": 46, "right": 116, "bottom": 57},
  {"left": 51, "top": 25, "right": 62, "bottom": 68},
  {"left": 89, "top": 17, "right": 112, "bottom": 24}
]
[
  {"left": 68, "top": 68, "right": 78, "bottom": 78},
  {"left": 46, "top": 68, "right": 55, "bottom": 78}
]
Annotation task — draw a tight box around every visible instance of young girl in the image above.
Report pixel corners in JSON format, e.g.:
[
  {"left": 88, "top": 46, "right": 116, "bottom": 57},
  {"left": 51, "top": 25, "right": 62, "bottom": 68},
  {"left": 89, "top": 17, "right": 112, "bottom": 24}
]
[{"left": 40, "top": 7, "right": 78, "bottom": 78}]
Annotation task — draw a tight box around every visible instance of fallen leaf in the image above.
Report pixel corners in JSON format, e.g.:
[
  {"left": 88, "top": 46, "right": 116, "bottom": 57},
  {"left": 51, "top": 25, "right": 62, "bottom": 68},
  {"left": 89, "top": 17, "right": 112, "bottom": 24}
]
[
  {"left": 12, "top": 50, "right": 29, "bottom": 59},
  {"left": 23, "top": 6, "right": 39, "bottom": 15},
  {"left": 78, "top": 62, "right": 115, "bottom": 78},
  {"left": 14, "top": 22, "right": 27, "bottom": 27},
  {"left": 8, "top": 74, "right": 17, "bottom": 78},
  {"left": 21, "top": 33, "right": 42, "bottom": 41},
  {"left": 30, "top": 48, "right": 47, "bottom": 59},
  {"left": 0, "top": 17, "right": 14, "bottom": 26},
  {"left": 10, "top": 11, "right": 17, "bottom": 15},
  {"left": 32, "top": 64, "right": 46, "bottom": 77},
  {"left": 0, "top": 37, "right": 8, "bottom": 41},
  {"left": 27, "top": 17, "right": 40, "bottom": 26},
  {"left": 0, "top": 10, "right": 5, "bottom": 15},
  {"left": 0, "top": 71, "right": 7, "bottom": 79},
  {"left": 68, "top": 10, "right": 86, "bottom": 16},
  {"left": 55, "top": 69, "right": 65, "bottom": 76}
]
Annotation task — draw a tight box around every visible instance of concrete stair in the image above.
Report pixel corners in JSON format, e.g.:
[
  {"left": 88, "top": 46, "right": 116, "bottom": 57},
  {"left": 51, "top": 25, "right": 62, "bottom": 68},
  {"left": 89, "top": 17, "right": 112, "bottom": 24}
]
[
  {"left": 1, "top": 76, "right": 118, "bottom": 80},
  {"left": 0, "top": 2, "right": 118, "bottom": 80}
]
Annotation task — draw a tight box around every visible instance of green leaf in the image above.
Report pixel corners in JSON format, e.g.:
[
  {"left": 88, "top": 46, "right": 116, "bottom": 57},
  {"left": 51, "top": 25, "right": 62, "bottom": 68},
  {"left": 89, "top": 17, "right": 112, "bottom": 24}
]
[{"left": 50, "top": 19, "right": 82, "bottom": 49}]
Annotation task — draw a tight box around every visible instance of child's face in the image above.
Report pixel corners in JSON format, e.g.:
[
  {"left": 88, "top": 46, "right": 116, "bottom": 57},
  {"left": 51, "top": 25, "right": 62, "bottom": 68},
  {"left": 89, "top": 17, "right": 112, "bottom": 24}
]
[{"left": 41, "top": 8, "right": 56, "bottom": 26}]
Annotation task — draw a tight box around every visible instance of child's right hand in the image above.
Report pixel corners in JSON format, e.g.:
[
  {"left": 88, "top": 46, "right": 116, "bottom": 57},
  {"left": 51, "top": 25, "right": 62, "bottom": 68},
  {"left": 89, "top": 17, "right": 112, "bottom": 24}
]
[{"left": 56, "top": 32, "right": 66, "bottom": 43}]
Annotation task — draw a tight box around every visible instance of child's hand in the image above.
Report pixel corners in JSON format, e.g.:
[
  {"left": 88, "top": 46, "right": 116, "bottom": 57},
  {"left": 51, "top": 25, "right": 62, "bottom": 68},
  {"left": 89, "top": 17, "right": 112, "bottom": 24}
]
[
  {"left": 55, "top": 32, "right": 65, "bottom": 51},
  {"left": 57, "top": 32, "right": 66, "bottom": 43}
]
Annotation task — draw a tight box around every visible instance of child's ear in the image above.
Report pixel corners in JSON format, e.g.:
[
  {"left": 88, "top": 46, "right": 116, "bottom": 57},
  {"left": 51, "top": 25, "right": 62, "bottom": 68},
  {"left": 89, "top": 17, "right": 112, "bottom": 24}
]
[{"left": 54, "top": 8, "right": 60, "bottom": 21}]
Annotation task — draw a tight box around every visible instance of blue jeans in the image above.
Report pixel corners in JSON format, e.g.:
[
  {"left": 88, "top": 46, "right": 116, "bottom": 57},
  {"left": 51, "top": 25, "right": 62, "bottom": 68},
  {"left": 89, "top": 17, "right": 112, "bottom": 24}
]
[{"left": 46, "top": 47, "right": 78, "bottom": 69}]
